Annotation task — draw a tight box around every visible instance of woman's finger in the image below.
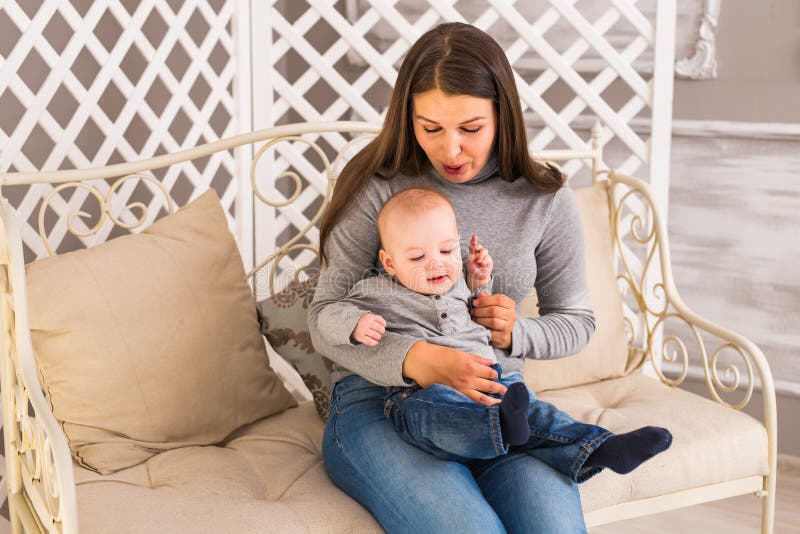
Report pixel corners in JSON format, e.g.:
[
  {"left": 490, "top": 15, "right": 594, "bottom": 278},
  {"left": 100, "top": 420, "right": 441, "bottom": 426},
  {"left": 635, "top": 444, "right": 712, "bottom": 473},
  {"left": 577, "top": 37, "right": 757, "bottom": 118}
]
[
  {"left": 473, "top": 293, "right": 514, "bottom": 308},
  {"left": 464, "top": 390, "right": 501, "bottom": 406},
  {"left": 473, "top": 316, "right": 509, "bottom": 331},
  {"left": 468, "top": 360, "right": 499, "bottom": 379},
  {"left": 466, "top": 353, "right": 495, "bottom": 369},
  {"left": 473, "top": 377, "right": 507, "bottom": 396},
  {"left": 471, "top": 305, "right": 512, "bottom": 320}
]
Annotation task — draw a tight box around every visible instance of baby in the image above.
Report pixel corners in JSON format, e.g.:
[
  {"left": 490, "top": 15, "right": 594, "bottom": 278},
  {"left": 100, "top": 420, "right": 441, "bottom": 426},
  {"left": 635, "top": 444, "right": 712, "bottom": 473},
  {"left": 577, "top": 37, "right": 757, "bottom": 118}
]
[{"left": 319, "top": 187, "right": 671, "bottom": 482}]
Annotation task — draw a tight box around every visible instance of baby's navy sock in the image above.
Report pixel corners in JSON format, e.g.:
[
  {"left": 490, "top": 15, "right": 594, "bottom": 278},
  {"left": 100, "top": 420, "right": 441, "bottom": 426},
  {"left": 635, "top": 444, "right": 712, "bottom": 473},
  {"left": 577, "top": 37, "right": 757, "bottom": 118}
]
[
  {"left": 584, "top": 426, "right": 673, "bottom": 474},
  {"left": 499, "top": 383, "right": 530, "bottom": 446}
]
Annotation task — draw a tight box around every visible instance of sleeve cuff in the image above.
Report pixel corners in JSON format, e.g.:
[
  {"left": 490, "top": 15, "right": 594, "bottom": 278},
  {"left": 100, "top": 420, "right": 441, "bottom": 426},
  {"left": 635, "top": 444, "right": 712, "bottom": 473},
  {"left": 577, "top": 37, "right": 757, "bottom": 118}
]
[
  {"left": 471, "top": 273, "right": 494, "bottom": 296},
  {"left": 388, "top": 335, "right": 422, "bottom": 386},
  {"left": 509, "top": 318, "right": 525, "bottom": 359},
  {"left": 330, "top": 307, "right": 368, "bottom": 346}
]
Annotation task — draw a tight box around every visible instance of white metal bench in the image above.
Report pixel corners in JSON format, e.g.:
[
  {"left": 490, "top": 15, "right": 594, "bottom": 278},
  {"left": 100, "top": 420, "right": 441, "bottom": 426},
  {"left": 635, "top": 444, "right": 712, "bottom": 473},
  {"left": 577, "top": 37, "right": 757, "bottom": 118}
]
[{"left": 0, "top": 122, "right": 776, "bottom": 533}]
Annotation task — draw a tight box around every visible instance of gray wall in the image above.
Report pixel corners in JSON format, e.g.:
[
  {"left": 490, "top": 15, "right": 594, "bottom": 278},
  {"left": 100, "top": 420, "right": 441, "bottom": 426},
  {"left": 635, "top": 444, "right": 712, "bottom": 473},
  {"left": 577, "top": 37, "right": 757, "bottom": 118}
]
[
  {"left": 673, "top": 0, "right": 800, "bottom": 123},
  {"left": 666, "top": 133, "right": 800, "bottom": 455}
]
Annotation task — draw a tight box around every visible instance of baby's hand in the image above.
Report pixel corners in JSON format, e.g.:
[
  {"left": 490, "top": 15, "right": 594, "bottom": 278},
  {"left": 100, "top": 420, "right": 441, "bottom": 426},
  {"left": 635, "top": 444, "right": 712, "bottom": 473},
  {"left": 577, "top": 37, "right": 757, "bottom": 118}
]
[
  {"left": 466, "top": 234, "right": 493, "bottom": 291},
  {"left": 351, "top": 312, "right": 387, "bottom": 347}
]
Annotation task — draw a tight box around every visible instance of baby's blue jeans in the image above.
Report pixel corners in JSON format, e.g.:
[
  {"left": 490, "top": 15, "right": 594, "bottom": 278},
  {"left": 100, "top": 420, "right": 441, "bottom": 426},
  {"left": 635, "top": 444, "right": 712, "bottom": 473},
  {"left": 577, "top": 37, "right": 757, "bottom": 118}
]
[{"left": 383, "top": 365, "right": 611, "bottom": 483}]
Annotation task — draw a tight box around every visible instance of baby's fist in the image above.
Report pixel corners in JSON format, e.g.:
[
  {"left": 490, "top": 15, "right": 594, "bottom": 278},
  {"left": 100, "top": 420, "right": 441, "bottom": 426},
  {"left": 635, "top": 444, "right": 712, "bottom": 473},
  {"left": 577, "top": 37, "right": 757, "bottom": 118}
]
[
  {"left": 351, "top": 312, "right": 387, "bottom": 347},
  {"left": 467, "top": 234, "right": 493, "bottom": 290}
]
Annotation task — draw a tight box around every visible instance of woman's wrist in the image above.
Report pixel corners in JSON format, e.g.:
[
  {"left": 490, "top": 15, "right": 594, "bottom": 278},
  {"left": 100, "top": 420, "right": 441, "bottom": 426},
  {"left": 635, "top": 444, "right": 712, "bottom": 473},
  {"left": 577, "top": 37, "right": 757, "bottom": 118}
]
[{"left": 402, "top": 340, "right": 430, "bottom": 384}]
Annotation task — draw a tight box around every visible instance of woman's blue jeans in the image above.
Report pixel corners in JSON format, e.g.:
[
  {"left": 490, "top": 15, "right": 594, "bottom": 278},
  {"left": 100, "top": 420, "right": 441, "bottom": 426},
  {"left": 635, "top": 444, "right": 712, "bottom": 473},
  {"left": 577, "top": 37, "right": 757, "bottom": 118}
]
[
  {"left": 383, "top": 365, "right": 611, "bottom": 482},
  {"left": 323, "top": 374, "right": 590, "bottom": 534}
]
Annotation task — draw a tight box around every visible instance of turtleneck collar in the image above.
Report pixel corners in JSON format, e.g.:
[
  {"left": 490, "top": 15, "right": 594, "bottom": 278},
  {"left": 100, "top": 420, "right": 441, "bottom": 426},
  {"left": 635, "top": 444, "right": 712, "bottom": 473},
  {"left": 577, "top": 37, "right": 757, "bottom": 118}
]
[{"left": 428, "top": 153, "right": 500, "bottom": 186}]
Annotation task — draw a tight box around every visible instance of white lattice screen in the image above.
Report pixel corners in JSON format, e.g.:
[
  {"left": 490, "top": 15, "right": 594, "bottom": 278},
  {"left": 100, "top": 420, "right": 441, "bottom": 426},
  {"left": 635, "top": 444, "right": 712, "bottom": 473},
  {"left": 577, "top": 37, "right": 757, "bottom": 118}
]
[{"left": 0, "top": 0, "right": 244, "bottom": 262}]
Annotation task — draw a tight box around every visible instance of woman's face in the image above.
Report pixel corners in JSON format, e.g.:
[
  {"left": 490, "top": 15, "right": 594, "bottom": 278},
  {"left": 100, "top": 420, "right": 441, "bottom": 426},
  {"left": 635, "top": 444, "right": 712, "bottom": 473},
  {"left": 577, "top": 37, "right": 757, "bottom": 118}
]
[{"left": 412, "top": 88, "right": 497, "bottom": 184}]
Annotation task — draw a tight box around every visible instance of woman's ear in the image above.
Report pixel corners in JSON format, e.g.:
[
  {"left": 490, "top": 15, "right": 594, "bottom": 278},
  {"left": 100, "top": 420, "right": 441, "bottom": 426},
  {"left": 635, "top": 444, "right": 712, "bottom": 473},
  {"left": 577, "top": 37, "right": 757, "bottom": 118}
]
[{"left": 379, "top": 248, "right": 395, "bottom": 276}]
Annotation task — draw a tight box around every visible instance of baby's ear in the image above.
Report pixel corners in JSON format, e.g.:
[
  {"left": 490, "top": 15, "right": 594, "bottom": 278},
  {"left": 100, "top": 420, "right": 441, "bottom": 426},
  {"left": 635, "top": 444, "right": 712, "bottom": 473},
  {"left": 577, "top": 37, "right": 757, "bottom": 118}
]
[{"left": 378, "top": 248, "right": 395, "bottom": 275}]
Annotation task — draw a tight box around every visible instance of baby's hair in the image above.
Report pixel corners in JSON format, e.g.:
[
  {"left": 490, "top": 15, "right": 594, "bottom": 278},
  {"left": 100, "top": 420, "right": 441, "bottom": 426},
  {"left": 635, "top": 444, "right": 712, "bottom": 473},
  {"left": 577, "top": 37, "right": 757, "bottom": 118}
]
[{"left": 377, "top": 187, "right": 455, "bottom": 248}]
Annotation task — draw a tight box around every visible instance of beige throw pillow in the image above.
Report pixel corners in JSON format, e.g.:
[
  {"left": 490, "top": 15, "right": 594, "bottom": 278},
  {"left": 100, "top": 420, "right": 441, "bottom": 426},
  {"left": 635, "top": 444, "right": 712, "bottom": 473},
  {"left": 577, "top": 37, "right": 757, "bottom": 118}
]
[
  {"left": 521, "top": 181, "right": 644, "bottom": 392},
  {"left": 26, "top": 190, "right": 296, "bottom": 474}
]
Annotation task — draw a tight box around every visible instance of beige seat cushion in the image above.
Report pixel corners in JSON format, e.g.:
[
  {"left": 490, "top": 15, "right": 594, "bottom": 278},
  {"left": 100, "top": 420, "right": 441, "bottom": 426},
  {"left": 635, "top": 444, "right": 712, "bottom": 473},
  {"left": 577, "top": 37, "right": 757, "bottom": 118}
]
[
  {"left": 26, "top": 190, "right": 296, "bottom": 474},
  {"left": 73, "top": 375, "right": 767, "bottom": 531},
  {"left": 74, "top": 402, "right": 380, "bottom": 533},
  {"left": 540, "top": 373, "right": 769, "bottom": 511},
  {"left": 522, "top": 180, "right": 642, "bottom": 392}
]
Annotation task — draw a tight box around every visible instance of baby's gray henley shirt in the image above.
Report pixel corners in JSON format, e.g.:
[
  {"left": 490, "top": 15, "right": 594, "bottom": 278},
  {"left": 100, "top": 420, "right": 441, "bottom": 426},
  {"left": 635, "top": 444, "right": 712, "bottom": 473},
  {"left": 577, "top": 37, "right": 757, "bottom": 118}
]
[{"left": 318, "top": 273, "right": 496, "bottom": 363}]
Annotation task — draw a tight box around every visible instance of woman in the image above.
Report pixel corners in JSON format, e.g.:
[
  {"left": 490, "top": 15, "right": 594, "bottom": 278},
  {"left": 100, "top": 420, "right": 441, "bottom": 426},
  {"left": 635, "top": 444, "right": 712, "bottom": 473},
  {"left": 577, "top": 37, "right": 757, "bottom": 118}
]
[{"left": 309, "top": 22, "right": 595, "bottom": 533}]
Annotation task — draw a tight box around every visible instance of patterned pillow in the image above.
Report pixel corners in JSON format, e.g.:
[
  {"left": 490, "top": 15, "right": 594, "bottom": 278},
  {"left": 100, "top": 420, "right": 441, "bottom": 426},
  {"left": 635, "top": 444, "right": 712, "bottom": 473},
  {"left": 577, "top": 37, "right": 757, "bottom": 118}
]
[{"left": 257, "top": 273, "right": 334, "bottom": 421}]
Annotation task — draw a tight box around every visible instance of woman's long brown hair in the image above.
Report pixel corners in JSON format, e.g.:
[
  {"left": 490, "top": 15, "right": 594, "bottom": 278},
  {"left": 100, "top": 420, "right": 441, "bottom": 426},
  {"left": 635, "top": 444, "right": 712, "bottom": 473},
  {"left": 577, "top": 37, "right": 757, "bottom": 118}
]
[{"left": 319, "top": 22, "right": 564, "bottom": 265}]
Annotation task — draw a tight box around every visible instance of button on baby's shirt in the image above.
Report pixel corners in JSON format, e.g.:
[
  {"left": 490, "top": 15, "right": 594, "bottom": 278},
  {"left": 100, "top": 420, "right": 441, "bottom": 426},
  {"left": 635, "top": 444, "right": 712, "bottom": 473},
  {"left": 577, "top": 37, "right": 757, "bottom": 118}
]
[{"left": 438, "top": 301, "right": 457, "bottom": 335}]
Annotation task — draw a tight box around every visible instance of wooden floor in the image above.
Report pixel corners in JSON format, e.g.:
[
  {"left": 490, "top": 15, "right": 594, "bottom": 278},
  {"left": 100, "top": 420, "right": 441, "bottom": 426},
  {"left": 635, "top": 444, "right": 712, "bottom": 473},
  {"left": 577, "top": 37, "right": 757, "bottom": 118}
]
[{"left": 590, "top": 455, "right": 799, "bottom": 533}]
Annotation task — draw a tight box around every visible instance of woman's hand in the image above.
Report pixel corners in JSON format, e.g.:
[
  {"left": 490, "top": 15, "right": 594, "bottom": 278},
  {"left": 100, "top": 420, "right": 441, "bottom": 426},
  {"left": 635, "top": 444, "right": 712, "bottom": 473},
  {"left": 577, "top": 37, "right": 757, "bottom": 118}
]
[
  {"left": 402, "top": 341, "right": 506, "bottom": 405},
  {"left": 470, "top": 292, "right": 517, "bottom": 350}
]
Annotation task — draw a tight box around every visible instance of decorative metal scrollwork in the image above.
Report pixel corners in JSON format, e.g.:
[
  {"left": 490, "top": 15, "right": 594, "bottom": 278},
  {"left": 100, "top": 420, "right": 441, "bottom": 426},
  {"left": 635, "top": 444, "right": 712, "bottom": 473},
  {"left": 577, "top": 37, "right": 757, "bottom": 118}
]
[
  {"left": 707, "top": 342, "right": 754, "bottom": 410},
  {"left": 248, "top": 133, "right": 376, "bottom": 299},
  {"left": 608, "top": 173, "right": 755, "bottom": 410},
  {"left": 5, "top": 328, "right": 64, "bottom": 524},
  {"left": 38, "top": 173, "right": 175, "bottom": 256}
]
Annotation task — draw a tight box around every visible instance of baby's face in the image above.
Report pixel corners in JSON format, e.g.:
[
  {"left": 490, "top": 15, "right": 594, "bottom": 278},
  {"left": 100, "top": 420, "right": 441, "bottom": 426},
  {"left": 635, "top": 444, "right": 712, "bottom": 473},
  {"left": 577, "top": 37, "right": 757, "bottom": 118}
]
[{"left": 380, "top": 205, "right": 462, "bottom": 295}]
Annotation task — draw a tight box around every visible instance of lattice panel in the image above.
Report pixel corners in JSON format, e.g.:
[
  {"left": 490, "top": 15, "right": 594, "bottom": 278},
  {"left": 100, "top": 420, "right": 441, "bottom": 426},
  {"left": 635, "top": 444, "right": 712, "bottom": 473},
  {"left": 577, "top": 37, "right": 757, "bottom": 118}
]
[{"left": 0, "top": 0, "right": 239, "bottom": 264}]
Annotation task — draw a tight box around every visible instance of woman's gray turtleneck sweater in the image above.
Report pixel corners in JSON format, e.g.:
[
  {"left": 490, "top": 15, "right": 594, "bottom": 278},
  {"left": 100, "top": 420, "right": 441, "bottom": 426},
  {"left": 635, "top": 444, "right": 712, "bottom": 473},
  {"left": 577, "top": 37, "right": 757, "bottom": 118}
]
[{"left": 308, "top": 158, "right": 596, "bottom": 387}]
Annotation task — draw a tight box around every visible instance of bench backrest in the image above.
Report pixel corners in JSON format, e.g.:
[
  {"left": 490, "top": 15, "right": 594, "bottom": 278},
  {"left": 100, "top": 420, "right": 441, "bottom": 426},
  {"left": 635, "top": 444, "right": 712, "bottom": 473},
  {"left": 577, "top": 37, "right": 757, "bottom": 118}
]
[{"left": 0, "top": 121, "right": 606, "bottom": 298}]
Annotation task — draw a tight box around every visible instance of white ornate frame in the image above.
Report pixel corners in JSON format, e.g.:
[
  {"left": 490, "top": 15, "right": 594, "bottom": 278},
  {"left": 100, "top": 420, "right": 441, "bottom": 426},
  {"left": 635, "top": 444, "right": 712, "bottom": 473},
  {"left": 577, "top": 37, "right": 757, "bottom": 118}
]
[
  {"left": 0, "top": 122, "right": 776, "bottom": 533},
  {"left": 675, "top": 0, "right": 720, "bottom": 80}
]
